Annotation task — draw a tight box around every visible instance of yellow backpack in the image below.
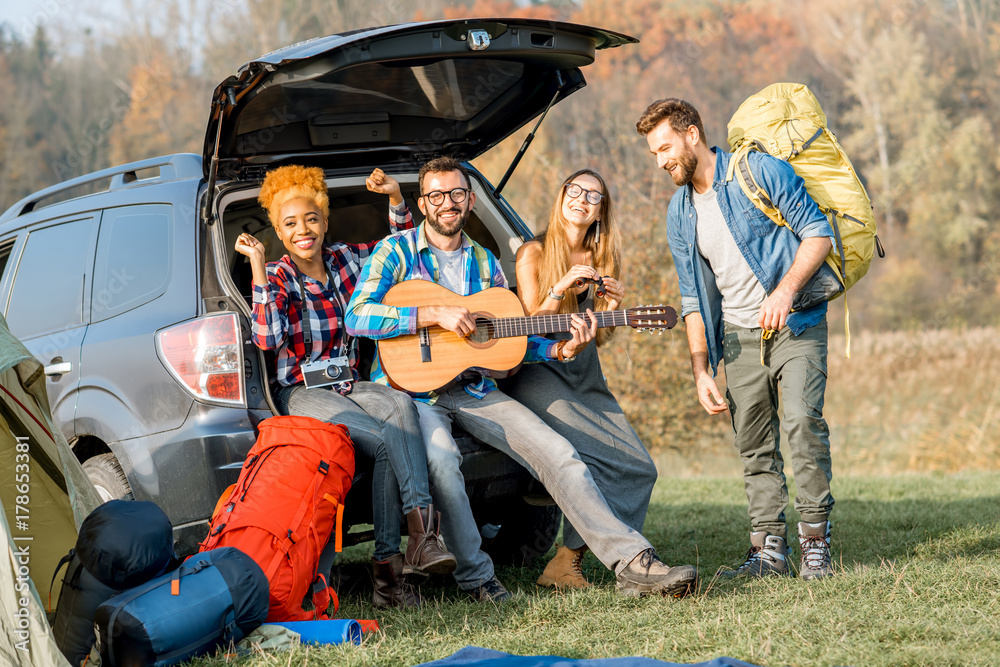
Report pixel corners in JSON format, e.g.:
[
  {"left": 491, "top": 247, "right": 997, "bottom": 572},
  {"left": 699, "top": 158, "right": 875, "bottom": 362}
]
[{"left": 726, "top": 82, "right": 884, "bottom": 356}]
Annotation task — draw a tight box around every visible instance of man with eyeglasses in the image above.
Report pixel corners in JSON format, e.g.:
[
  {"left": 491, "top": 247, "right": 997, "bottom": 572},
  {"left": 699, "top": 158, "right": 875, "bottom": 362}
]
[{"left": 347, "top": 156, "right": 698, "bottom": 602}]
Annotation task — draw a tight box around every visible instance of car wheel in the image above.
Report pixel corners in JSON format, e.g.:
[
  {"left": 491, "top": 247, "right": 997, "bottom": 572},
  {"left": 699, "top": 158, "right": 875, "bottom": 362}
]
[
  {"left": 82, "top": 453, "right": 134, "bottom": 503},
  {"left": 480, "top": 501, "right": 562, "bottom": 567}
]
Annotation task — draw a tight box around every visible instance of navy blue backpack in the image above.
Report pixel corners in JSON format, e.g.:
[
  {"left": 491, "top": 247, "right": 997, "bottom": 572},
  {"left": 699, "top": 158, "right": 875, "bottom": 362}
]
[
  {"left": 51, "top": 500, "right": 175, "bottom": 666},
  {"left": 95, "top": 546, "right": 269, "bottom": 667}
]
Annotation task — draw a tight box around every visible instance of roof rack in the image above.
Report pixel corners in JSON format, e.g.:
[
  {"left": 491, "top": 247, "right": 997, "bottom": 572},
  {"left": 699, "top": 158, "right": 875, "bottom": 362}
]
[{"left": 0, "top": 153, "right": 203, "bottom": 224}]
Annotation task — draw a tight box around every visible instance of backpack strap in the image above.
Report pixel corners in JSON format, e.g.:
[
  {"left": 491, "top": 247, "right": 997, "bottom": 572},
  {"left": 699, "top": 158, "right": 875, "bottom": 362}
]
[
  {"left": 826, "top": 210, "right": 853, "bottom": 358},
  {"left": 267, "top": 460, "right": 329, "bottom": 580},
  {"left": 310, "top": 572, "right": 336, "bottom": 617},
  {"left": 727, "top": 146, "right": 787, "bottom": 227},
  {"left": 48, "top": 549, "right": 75, "bottom": 612},
  {"left": 789, "top": 127, "right": 824, "bottom": 158}
]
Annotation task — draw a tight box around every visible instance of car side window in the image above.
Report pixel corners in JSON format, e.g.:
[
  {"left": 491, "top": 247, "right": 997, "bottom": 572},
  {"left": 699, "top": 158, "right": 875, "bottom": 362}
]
[
  {"left": 6, "top": 217, "right": 98, "bottom": 340},
  {"left": 0, "top": 240, "right": 13, "bottom": 275},
  {"left": 91, "top": 204, "right": 172, "bottom": 322}
]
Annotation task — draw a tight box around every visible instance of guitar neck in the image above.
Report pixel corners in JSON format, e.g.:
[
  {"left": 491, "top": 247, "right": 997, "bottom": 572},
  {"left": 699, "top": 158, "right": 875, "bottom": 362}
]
[{"left": 489, "top": 310, "right": 628, "bottom": 339}]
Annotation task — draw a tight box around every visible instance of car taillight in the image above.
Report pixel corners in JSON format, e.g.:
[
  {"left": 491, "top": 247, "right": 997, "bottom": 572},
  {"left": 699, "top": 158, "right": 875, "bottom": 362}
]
[{"left": 156, "top": 314, "right": 246, "bottom": 406}]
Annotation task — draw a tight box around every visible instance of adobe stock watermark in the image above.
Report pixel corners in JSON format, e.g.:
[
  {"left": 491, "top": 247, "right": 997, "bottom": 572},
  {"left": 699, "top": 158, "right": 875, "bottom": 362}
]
[
  {"left": 16, "top": 0, "right": 69, "bottom": 42},
  {"left": 671, "top": 0, "right": 760, "bottom": 67},
  {"left": 12, "top": 435, "right": 33, "bottom": 654}
]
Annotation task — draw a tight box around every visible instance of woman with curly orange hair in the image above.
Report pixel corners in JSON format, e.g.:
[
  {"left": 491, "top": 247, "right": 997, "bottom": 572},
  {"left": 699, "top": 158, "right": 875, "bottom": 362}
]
[
  {"left": 502, "top": 169, "right": 658, "bottom": 591},
  {"left": 235, "top": 165, "right": 454, "bottom": 607}
]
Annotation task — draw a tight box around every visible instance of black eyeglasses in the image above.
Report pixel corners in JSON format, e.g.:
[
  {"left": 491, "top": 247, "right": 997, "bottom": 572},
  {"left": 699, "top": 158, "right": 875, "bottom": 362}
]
[
  {"left": 564, "top": 182, "right": 604, "bottom": 205},
  {"left": 420, "top": 188, "right": 469, "bottom": 206}
]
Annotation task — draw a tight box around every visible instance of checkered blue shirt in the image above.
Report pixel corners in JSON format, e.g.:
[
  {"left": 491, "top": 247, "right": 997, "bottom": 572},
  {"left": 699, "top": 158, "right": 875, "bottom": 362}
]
[
  {"left": 251, "top": 203, "right": 414, "bottom": 390},
  {"left": 345, "top": 223, "right": 560, "bottom": 403}
]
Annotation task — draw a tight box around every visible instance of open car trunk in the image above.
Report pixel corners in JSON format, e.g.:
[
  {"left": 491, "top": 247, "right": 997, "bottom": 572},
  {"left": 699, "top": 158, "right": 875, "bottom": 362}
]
[{"left": 202, "top": 18, "right": 637, "bottom": 181}]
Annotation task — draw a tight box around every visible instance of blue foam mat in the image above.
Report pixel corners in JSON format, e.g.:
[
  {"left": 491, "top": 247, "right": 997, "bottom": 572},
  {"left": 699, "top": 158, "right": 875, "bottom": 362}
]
[{"left": 418, "top": 646, "right": 765, "bottom": 667}]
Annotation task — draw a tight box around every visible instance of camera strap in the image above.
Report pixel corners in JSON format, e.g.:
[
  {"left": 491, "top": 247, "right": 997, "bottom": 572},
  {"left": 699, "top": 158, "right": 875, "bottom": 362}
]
[{"left": 294, "top": 259, "right": 347, "bottom": 361}]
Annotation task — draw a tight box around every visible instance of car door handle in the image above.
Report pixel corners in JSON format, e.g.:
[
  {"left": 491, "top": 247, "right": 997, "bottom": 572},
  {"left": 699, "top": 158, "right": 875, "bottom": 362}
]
[{"left": 44, "top": 362, "right": 73, "bottom": 376}]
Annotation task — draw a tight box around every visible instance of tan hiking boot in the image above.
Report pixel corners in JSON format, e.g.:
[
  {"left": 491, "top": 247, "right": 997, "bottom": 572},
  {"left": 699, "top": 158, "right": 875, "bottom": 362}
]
[{"left": 537, "top": 545, "right": 591, "bottom": 590}]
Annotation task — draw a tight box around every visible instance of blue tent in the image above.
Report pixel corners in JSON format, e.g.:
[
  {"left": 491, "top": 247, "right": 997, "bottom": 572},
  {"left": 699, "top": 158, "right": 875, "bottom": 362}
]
[{"left": 419, "top": 646, "right": 765, "bottom": 667}]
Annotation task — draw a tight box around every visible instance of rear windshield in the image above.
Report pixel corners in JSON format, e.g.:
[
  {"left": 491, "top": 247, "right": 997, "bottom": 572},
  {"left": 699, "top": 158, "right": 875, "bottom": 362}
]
[{"left": 236, "top": 59, "right": 525, "bottom": 135}]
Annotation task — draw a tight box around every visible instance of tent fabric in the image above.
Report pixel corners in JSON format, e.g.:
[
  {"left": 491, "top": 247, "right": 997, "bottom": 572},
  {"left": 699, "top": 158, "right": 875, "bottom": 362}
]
[
  {"left": 418, "top": 647, "right": 764, "bottom": 667},
  {"left": 0, "top": 314, "right": 102, "bottom": 667}
]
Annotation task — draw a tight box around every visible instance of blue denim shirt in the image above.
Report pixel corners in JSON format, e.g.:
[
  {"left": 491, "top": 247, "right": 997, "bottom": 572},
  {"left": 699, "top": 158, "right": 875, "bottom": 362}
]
[{"left": 667, "top": 148, "right": 839, "bottom": 374}]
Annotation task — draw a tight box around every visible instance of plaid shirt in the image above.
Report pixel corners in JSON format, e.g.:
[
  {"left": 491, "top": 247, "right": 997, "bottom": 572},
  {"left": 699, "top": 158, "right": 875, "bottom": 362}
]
[
  {"left": 251, "top": 203, "right": 414, "bottom": 390},
  {"left": 345, "top": 223, "right": 560, "bottom": 403}
]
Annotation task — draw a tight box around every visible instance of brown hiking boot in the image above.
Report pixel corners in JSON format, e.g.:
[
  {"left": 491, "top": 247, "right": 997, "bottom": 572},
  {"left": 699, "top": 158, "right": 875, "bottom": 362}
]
[
  {"left": 372, "top": 554, "right": 420, "bottom": 608},
  {"left": 537, "top": 545, "right": 591, "bottom": 590},
  {"left": 403, "top": 504, "right": 457, "bottom": 577},
  {"left": 718, "top": 531, "right": 792, "bottom": 579},
  {"left": 798, "top": 521, "right": 833, "bottom": 580},
  {"left": 616, "top": 549, "right": 698, "bottom": 598}
]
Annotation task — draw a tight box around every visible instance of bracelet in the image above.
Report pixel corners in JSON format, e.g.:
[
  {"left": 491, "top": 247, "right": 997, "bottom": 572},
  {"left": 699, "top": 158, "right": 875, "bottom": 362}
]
[
  {"left": 547, "top": 287, "right": 565, "bottom": 301},
  {"left": 556, "top": 340, "right": 571, "bottom": 361}
]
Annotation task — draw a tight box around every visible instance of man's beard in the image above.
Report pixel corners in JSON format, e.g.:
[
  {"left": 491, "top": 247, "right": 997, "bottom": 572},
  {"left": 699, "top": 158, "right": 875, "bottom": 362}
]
[
  {"left": 670, "top": 142, "right": 698, "bottom": 187},
  {"left": 426, "top": 205, "right": 469, "bottom": 237}
]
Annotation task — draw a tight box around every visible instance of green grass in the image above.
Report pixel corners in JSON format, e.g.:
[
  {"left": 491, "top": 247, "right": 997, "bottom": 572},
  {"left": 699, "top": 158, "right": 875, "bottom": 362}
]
[{"left": 188, "top": 472, "right": 1000, "bottom": 667}]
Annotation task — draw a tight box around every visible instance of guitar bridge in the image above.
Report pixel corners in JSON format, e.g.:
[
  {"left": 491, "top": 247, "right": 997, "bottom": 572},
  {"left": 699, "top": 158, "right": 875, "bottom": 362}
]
[{"left": 419, "top": 328, "right": 431, "bottom": 363}]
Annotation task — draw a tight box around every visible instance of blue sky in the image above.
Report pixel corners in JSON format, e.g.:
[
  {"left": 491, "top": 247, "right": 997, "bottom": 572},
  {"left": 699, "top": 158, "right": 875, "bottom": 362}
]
[{"left": 0, "top": 0, "right": 124, "bottom": 42}]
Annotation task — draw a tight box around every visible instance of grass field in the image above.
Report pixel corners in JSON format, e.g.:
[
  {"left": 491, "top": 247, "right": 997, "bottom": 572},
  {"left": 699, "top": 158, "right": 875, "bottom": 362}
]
[
  {"left": 606, "top": 326, "right": 1000, "bottom": 478},
  {"left": 191, "top": 472, "right": 1000, "bottom": 667}
]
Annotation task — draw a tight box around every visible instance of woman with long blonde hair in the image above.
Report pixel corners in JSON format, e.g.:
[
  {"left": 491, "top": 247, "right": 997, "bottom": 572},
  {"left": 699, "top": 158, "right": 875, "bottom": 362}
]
[{"left": 502, "top": 169, "right": 658, "bottom": 590}]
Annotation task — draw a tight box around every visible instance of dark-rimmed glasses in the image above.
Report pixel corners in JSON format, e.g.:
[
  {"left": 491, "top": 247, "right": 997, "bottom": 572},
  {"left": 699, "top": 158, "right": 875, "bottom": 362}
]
[
  {"left": 564, "top": 182, "right": 604, "bottom": 205},
  {"left": 420, "top": 188, "right": 469, "bottom": 206}
]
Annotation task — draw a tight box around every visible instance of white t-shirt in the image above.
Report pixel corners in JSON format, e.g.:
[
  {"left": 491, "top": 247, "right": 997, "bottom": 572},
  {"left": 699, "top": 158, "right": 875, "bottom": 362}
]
[
  {"left": 428, "top": 244, "right": 465, "bottom": 295},
  {"left": 692, "top": 188, "right": 767, "bottom": 329}
]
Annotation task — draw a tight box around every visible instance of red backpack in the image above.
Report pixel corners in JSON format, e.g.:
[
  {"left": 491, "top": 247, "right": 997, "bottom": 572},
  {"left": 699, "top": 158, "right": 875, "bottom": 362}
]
[{"left": 199, "top": 416, "right": 355, "bottom": 621}]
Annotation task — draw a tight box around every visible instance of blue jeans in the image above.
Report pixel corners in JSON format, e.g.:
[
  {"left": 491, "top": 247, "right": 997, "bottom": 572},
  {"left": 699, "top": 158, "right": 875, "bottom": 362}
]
[
  {"left": 416, "top": 386, "right": 654, "bottom": 586},
  {"left": 274, "top": 381, "right": 432, "bottom": 562}
]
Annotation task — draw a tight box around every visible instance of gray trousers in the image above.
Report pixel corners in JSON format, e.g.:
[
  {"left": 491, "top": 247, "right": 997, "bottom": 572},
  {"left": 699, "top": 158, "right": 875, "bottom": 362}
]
[
  {"left": 417, "top": 386, "right": 654, "bottom": 584},
  {"left": 723, "top": 320, "right": 834, "bottom": 538}
]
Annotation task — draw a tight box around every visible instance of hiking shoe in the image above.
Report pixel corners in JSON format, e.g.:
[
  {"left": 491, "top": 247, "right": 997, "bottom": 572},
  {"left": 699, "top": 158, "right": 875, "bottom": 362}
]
[
  {"left": 467, "top": 576, "right": 512, "bottom": 603},
  {"left": 372, "top": 555, "right": 421, "bottom": 608},
  {"left": 537, "top": 545, "right": 591, "bottom": 590},
  {"left": 615, "top": 548, "right": 697, "bottom": 598},
  {"left": 718, "top": 531, "right": 792, "bottom": 578},
  {"left": 798, "top": 521, "right": 833, "bottom": 580},
  {"left": 403, "top": 504, "right": 457, "bottom": 577}
]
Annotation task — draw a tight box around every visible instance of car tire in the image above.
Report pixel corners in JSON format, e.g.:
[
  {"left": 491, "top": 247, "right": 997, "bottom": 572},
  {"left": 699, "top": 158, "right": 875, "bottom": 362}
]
[
  {"left": 480, "top": 501, "right": 562, "bottom": 567},
  {"left": 83, "top": 453, "right": 134, "bottom": 503}
]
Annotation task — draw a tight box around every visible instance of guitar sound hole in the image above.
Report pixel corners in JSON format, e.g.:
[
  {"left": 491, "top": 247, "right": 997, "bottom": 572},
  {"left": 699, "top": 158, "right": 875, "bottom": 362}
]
[{"left": 470, "top": 318, "right": 493, "bottom": 344}]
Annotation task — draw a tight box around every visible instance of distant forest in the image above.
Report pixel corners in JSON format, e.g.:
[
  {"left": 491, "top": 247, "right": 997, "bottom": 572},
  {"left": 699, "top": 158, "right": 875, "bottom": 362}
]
[{"left": 2, "top": 0, "right": 998, "bottom": 332}]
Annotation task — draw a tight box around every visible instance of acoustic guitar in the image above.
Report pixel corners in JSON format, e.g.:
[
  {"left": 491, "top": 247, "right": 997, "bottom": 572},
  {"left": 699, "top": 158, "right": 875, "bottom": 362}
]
[{"left": 376, "top": 280, "right": 677, "bottom": 393}]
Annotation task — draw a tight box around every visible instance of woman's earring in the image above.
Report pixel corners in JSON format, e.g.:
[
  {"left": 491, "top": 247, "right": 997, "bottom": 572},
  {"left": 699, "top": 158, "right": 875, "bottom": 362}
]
[{"left": 594, "top": 220, "right": 601, "bottom": 245}]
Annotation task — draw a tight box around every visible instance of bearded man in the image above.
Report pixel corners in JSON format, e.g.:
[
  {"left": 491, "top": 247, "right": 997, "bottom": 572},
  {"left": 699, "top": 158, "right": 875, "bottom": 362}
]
[
  {"left": 637, "top": 98, "right": 838, "bottom": 580},
  {"left": 346, "top": 156, "right": 698, "bottom": 601}
]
